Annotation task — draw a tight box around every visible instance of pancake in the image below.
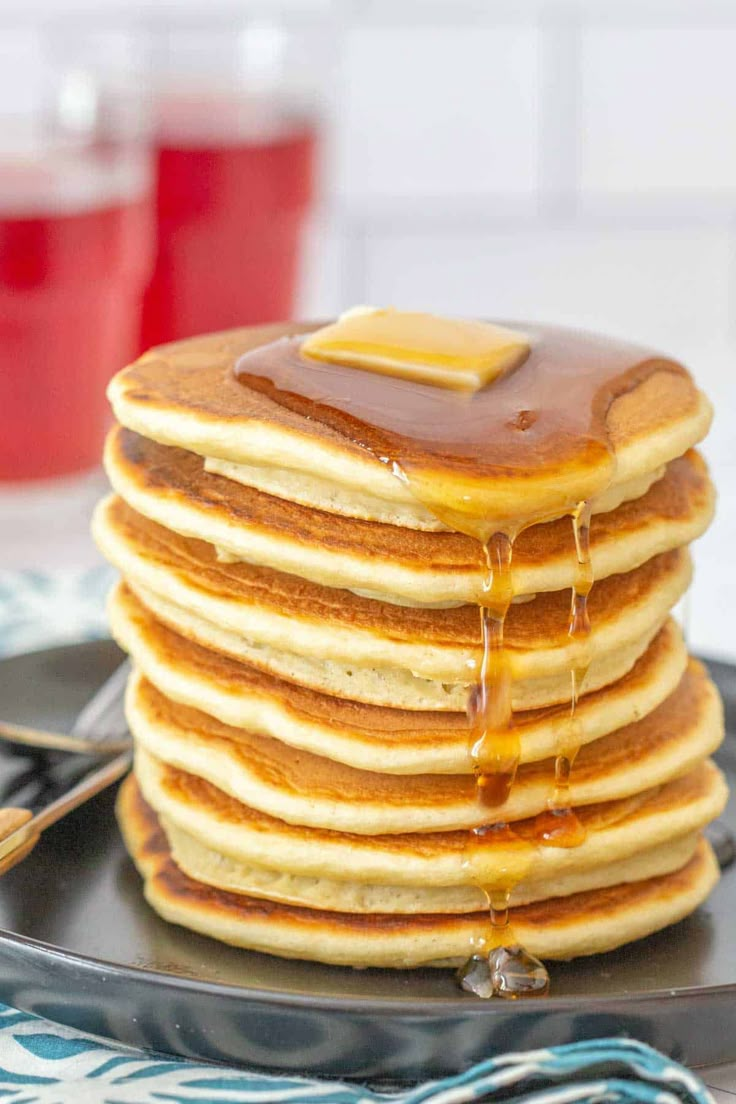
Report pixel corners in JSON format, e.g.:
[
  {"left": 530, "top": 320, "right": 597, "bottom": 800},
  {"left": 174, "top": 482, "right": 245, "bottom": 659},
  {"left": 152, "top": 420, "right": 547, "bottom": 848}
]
[
  {"left": 104, "top": 427, "right": 714, "bottom": 605},
  {"left": 136, "top": 747, "right": 727, "bottom": 900},
  {"left": 204, "top": 455, "right": 666, "bottom": 531},
  {"left": 119, "top": 580, "right": 671, "bottom": 712},
  {"left": 94, "top": 495, "right": 692, "bottom": 686},
  {"left": 110, "top": 584, "right": 688, "bottom": 773},
  {"left": 125, "top": 663, "right": 724, "bottom": 834},
  {"left": 163, "top": 817, "right": 700, "bottom": 915},
  {"left": 117, "top": 774, "right": 720, "bottom": 967},
  {"left": 107, "top": 322, "right": 712, "bottom": 535}
]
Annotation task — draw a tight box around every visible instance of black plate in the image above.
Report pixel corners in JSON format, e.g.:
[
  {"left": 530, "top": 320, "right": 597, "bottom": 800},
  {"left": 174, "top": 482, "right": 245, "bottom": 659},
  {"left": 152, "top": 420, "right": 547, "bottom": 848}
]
[{"left": 0, "top": 639, "right": 734, "bottom": 1078}]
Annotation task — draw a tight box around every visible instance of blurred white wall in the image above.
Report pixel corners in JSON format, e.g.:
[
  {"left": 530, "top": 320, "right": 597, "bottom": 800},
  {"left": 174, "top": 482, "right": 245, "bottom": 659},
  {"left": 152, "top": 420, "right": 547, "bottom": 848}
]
[
  {"left": 297, "top": 0, "right": 736, "bottom": 660},
  {"left": 2, "top": 0, "right": 734, "bottom": 657}
]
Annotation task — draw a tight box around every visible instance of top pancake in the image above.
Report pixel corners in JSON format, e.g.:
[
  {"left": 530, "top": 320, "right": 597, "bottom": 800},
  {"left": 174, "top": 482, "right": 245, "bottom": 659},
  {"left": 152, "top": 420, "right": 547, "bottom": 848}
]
[{"left": 108, "top": 322, "right": 712, "bottom": 535}]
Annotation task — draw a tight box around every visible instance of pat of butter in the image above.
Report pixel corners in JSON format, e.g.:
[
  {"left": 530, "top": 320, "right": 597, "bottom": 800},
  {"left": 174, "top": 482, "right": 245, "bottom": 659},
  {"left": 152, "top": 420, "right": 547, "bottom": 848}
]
[{"left": 300, "top": 307, "right": 530, "bottom": 391}]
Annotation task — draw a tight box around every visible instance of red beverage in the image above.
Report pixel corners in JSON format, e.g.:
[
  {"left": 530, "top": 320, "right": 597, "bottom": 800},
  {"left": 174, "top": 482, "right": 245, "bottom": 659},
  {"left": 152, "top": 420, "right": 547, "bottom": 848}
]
[
  {"left": 141, "top": 96, "right": 316, "bottom": 348},
  {"left": 0, "top": 164, "right": 154, "bottom": 481}
]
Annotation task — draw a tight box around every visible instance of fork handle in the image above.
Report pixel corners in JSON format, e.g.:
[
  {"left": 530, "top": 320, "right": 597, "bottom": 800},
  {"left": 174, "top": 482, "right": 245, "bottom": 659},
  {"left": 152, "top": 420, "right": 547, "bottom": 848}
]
[{"left": 0, "top": 809, "right": 38, "bottom": 875}]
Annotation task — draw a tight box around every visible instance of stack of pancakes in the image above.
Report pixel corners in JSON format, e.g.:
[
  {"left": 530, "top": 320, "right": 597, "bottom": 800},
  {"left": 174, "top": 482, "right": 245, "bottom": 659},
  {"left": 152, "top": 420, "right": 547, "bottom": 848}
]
[{"left": 95, "top": 317, "right": 727, "bottom": 972}]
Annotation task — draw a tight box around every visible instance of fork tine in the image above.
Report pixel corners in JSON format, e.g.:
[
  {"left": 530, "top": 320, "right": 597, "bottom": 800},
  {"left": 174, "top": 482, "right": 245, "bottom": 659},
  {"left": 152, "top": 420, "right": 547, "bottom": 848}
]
[{"left": 71, "top": 660, "right": 131, "bottom": 744}]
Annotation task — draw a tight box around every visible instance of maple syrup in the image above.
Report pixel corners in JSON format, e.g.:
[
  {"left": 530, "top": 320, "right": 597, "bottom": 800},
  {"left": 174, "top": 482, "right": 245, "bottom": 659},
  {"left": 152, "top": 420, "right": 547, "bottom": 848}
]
[
  {"left": 234, "top": 317, "right": 679, "bottom": 541},
  {"left": 535, "top": 500, "right": 593, "bottom": 850},
  {"left": 457, "top": 945, "right": 551, "bottom": 1000},
  {"left": 459, "top": 819, "right": 547, "bottom": 996},
  {"left": 468, "top": 533, "right": 517, "bottom": 808},
  {"left": 456, "top": 878, "right": 549, "bottom": 1002},
  {"left": 457, "top": 530, "right": 549, "bottom": 993},
  {"left": 233, "top": 310, "right": 685, "bottom": 998}
]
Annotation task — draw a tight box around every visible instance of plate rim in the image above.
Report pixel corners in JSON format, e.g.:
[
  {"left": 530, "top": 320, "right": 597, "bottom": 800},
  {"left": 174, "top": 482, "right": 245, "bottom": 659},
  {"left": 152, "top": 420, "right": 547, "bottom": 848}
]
[{"left": 5, "top": 922, "right": 736, "bottom": 1016}]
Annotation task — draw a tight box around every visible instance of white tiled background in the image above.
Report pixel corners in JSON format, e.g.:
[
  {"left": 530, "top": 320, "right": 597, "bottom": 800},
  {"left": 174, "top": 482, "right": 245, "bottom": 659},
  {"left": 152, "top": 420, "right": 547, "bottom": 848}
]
[
  {"left": 3, "top": 0, "right": 736, "bottom": 661},
  {"left": 287, "top": 0, "right": 736, "bottom": 662}
]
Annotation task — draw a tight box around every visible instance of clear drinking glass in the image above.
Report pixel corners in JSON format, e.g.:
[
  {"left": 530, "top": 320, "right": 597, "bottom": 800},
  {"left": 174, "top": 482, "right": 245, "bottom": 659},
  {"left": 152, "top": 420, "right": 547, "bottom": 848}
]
[
  {"left": 0, "top": 24, "right": 155, "bottom": 482},
  {"left": 140, "top": 16, "right": 321, "bottom": 350}
]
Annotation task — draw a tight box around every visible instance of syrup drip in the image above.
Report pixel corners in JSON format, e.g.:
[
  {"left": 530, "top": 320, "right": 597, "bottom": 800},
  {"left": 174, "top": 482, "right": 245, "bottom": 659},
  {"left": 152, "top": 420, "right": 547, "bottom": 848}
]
[
  {"left": 457, "top": 945, "right": 551, "bottom": 1000},
  {"left": 457, "top": 879, "right": 546, "bottom": 1002},
  {"left": 461, "top": 533, "right": 549, "bottom": 997},
  {"left": 232, "top": 314, "right": 655, "bottom": 999},
  {"left": 460, "top": 823, "right": 545, "bottom": 998},
  {"left": 469, "top": 533, "right": 517, "bottom": 807},
  {"left": 535, "top": 501, "right": 593, "bottom": 849},
  {"left": 462, "top": 824, "right": 534, "bottom": 926}
]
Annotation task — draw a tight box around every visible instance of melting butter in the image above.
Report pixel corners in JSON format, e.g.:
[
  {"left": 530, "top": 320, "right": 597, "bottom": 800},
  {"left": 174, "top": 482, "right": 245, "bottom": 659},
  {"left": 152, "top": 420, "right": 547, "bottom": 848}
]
[{"left": 301, "top": 307, "right": 530, "bottom": 392}]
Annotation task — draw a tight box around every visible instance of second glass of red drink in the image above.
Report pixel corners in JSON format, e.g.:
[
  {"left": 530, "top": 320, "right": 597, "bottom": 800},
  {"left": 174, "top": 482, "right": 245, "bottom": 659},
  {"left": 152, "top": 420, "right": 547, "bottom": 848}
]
[{"left": 142, "top": 20, "right": 319, "bottom": 349}]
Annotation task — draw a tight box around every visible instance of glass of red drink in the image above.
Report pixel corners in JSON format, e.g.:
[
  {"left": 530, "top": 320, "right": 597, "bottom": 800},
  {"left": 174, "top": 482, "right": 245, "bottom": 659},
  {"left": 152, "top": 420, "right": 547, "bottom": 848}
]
[
  {"left": 0, "top": 27, "right": 154, "bottom": 482},
  {"left": 141, "top": 21, "right": 319, "bottom": 349}
]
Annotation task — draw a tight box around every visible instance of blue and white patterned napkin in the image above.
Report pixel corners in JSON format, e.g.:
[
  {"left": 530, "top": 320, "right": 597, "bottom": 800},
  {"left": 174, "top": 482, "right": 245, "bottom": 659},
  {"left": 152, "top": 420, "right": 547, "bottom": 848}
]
[
  {"left": 0, "top": 570, "right": 716, "bottom": 1104},
  {"left": 0, "top": 1014, "right": 716, "bottom": 1104}
]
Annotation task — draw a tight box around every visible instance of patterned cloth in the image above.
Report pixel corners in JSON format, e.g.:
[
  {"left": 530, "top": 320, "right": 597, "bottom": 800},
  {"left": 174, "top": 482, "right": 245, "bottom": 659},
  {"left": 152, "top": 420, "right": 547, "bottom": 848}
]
[
  {"left": 0, "top": 1016, "right": 716, "bottom": 1104},
  {"left": 0, "top": 570, "right": 716, "bottom": 1103},
  {"left": 0, "top": 567, "right": 113, "bottom": 657}
]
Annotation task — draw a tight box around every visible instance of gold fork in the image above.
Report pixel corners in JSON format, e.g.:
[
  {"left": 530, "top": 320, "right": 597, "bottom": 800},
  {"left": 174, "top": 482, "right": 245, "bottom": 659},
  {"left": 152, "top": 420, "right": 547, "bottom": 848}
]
[{"left": 0, "top": 661, "right": 132, "bottom": 871}]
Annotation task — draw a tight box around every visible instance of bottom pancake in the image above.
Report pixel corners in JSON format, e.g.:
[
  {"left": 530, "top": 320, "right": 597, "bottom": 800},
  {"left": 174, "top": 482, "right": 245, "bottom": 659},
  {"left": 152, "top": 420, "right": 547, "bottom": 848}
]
[{"left": 117, "top": 774, "right": 720, "bottom": 969}]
